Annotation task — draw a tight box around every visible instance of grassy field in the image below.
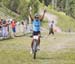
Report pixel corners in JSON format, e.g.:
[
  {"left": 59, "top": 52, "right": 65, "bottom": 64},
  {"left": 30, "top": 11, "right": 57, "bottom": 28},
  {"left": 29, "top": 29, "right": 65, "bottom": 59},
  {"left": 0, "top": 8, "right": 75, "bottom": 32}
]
[{"left": 0, "top": 33, "right": 75, "bottom": 64}]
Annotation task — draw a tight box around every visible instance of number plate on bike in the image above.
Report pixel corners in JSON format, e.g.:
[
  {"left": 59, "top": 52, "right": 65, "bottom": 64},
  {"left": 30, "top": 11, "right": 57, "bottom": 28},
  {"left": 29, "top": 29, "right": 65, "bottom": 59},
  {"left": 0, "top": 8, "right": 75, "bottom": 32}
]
[{"left": 33, "top": 36, "right": 39, "bottom": 40}]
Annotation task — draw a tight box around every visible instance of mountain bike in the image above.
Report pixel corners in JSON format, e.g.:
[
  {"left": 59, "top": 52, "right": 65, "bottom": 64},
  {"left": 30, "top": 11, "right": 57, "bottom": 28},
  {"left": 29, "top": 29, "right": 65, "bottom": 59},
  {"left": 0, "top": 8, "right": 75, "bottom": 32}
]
[{"left": 32, "top": 35, "right": 39, "bottom": 59}]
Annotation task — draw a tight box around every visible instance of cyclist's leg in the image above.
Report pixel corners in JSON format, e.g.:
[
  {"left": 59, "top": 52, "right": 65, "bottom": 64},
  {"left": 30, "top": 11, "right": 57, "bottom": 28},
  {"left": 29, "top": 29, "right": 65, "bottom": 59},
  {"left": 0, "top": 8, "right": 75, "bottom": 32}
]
[
  {"left": 37, "top": 31, "right": 40, "bottom": 50},
  {"left": 31, "top": 38, "right": 34, "bottom": 48},
  {"left": 30, "top": 37, "right": 33, "bottom": 54},
  {"left": 31, "top": 31, "right": 35, "bottom": 51},
  {"left": 38, "top": 34, "right": 40, "bottom": 46}
]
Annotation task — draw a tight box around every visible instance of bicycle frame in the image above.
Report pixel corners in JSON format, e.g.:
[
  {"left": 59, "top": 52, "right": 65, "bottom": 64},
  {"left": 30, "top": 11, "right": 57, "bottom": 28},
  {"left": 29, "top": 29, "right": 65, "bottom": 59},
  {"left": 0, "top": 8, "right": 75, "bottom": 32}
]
[{"left": 32, "top": 35, "right": 39, "bottom": 59}]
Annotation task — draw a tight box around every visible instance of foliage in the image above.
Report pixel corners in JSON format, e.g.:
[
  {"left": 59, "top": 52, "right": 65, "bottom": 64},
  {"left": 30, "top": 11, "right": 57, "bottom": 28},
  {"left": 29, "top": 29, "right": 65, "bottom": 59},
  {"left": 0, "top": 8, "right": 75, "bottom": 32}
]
[
  {"left": 1, "top": 0, "right": 75, "bottom": 19},
  {"left": 1, "top": 0, "right": 39, "bottom": 19},
  {"left": 39, "top": 0, "right": 75, "bottom": 19}
]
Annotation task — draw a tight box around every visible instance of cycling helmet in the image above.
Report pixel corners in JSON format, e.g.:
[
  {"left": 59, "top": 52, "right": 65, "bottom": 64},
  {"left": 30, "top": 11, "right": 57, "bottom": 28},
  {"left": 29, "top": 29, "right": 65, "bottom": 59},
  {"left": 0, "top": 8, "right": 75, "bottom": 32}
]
[{"left": 34, "top": 13, "right": 39, "bottom": 18}]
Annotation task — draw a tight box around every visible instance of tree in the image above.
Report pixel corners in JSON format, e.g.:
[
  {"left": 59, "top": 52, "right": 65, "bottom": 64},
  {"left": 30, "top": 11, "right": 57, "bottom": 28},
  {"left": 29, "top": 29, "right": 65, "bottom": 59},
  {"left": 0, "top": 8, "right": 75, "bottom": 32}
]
[
  {"left": 52, "top": 0, "right": 57, "bottom": 9},
  {"left": 29, "top": 0, "right": 39, "bottom": 14},
  {"left": 17, "top": 0, "right": 29, "bottom": 18},
  {"left": 69, "top": 0, "right": 75, "bottom": 18},
  {"left": 9, "top": 0, "right": 20, "bottom": 12}
]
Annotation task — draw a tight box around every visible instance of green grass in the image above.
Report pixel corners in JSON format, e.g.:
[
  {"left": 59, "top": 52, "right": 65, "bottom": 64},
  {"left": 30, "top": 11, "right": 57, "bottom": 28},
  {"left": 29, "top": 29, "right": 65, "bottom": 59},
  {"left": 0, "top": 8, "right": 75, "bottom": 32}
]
[{"left": 0, "top": 33, "right": 75, "bottom": 64}]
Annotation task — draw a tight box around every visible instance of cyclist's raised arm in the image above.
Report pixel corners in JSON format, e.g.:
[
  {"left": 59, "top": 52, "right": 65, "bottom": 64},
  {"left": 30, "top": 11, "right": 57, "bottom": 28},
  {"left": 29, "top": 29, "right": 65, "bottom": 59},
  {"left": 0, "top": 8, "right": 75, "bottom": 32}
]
[
  {"left": 29, "top": 12, "right": 34, "bottom": 21},
  {"left": 39, "top": 10, "right": 46, "bottom": 21}
]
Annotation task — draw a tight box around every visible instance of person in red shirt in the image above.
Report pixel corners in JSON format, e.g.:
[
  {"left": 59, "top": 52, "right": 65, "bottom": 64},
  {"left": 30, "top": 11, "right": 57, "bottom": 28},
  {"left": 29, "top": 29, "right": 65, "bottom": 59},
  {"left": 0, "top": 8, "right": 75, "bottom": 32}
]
[
  {"left": 0, "top": 19, "right": 2, "bottom": 28},
  {"left": 0, "top": 19, "right": 2, "bottom": 37},
  {"left": 11, "top": 19, "right": 16, "bottom": 37}
]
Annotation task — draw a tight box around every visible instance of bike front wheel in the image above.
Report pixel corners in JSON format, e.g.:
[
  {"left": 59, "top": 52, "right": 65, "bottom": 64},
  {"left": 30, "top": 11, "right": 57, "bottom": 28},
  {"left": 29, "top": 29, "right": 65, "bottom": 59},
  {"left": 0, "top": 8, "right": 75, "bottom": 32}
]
[{"left": 32, "top": 39, "right": 38, "bottom": 59}]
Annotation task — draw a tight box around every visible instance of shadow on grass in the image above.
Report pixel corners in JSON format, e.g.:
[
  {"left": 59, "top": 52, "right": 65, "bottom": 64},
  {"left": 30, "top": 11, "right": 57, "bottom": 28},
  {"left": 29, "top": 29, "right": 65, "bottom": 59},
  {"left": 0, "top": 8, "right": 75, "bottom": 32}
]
[
  {"left": 37, "top": 56, "right": 75, "bottom": 61},
  {"left": 15, "top": 34, "right": 25, "bottom": 37},
  {"left": 37, "top": 57, "right": 52, "bottom": 60},
  {"left": 0, "top": 37, "right": 13, "bottom": 41},
  {"left": 16, "top": 33, "right": 32, "bottom": 38}
]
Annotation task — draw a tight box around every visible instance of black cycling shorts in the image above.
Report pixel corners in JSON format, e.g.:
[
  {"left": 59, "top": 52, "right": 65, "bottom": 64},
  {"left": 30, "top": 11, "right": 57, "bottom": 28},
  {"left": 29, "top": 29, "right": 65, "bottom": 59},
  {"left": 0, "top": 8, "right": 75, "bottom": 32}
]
[{"left": 33, "top": 31, "right": 40, "bottom": 35}]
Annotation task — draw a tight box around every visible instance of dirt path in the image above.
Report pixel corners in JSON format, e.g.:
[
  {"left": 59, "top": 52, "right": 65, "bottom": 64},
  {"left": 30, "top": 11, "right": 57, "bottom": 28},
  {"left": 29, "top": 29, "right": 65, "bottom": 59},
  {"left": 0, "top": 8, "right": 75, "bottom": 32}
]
[{"left": 40, "top": 10, "right": 58, "bottom": 24}]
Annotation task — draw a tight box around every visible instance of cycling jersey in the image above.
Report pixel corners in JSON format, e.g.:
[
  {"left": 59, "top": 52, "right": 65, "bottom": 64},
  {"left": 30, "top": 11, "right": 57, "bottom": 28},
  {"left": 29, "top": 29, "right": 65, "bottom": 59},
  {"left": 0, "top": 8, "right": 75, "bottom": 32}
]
[{"left": 32, "top": 19, "right": 41, "bottom": 32}]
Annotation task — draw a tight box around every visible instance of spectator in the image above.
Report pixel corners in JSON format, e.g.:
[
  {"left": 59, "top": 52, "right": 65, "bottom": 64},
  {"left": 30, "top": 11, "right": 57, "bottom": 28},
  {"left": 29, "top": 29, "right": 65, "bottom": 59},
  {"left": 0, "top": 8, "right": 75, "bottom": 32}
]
[
  {"left": 0, "top": 19, "right": 2, "bottom": 37},
  {"left": 21, "top": 19, "right": 28, "bottom": 35},
  {"left": 11, "top": 19, "right": 16, "bottom": 37},
  {"left": 48, "top": 20, "right": 55, "bottom": 35},
  {"left": 2, "top": 19, "right": 8, "bottom": 38}
]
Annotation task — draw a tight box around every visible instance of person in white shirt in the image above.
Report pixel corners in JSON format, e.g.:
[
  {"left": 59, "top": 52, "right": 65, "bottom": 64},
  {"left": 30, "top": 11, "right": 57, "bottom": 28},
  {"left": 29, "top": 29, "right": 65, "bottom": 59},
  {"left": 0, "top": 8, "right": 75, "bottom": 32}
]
[{"left": 48, "top": 20, "right": 55, "bottom": 35}]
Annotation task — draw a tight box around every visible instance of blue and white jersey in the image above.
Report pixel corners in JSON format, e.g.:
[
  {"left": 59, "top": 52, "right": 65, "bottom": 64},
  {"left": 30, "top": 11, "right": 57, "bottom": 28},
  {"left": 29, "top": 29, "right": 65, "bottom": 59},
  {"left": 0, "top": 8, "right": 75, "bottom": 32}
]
[{"left": 32, "top": 19, "right": 41, "bottom": 32}]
